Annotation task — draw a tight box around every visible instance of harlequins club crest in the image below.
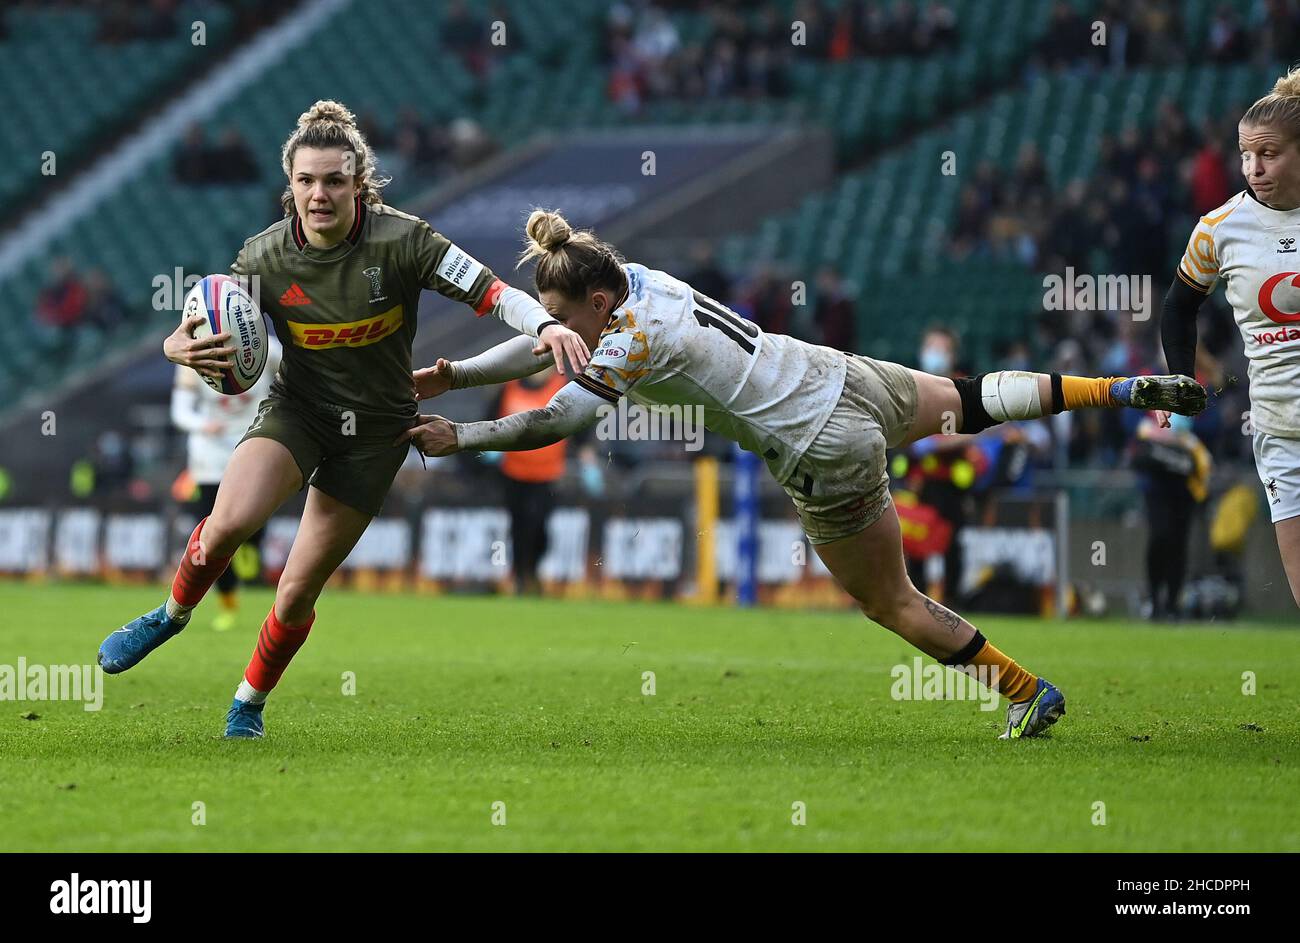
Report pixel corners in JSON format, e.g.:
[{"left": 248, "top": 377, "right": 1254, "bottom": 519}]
[{"left": 363, "top": 266, "right": 387, "bottom": 303}]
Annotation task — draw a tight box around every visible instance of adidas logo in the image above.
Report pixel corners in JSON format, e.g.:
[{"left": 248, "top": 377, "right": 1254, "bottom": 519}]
[{"left": 280, "top": 283, "right": 312, "bottom": 306}]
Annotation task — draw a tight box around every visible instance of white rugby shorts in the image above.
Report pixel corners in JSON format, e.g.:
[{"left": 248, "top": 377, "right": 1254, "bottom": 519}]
[{"left": 1253, "top": 429, "right": 1300, "bottom": 524}]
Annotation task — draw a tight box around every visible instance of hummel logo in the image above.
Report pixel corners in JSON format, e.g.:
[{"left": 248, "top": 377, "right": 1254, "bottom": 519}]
[
  {"left": 279, "top": 283, "right": 312, "bottom": 306},
  {"left": 1279, "top": 238, "right": 1296, "bottom": 254}
]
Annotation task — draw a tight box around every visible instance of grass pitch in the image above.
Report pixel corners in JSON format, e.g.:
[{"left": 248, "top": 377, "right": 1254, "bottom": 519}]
[{"left": 1, "top": 583, "right": 1296, "bottom": 852}]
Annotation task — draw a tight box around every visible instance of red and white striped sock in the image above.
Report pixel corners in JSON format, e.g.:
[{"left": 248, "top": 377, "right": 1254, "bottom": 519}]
[{"left": 165, "top": 518, "right": 232, "bottom": 625}]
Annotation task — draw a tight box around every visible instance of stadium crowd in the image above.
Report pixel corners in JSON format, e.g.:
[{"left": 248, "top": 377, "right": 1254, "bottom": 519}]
[
  {"left": 604, "top": 0, "right": 958, "bottom": 111},
  {"left": 4, "top": 0, "right": 288, "bottom": 41},
  {"left": 43, "top": 0, "right": 1265, "bottom": 482},
  {"left": 941, "top": 94, "right": 1254, "bottom": 468},
  {"left": 1031, "top": 0, "right": 1300, "bottom": 71},
  {"left": 172, "top": 125, "right": 260, "bottom": 185},
  {"left": 33, "top": 258, "right": 127, "bottom": 340}
]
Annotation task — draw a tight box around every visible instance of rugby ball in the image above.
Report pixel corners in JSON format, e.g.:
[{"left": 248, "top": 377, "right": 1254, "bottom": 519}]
[{"left": 183, "top": 274, "right": 268, "bottom": 395}]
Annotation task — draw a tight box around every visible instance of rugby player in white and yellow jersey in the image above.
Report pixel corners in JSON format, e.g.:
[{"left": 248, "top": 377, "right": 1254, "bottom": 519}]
[
  {"left": 405, "top": 209, "right": 1207, "bottom": 740},
  {"left": 1162, "top": 66, "right": 1300, "bottom": 609}
]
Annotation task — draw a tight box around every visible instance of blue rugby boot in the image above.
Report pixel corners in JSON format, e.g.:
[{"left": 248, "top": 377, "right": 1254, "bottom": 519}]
[
  {"left": 224, "top": 698, "right": 266, "bottom": 739},
  {"left": 97, "top": 604, "right": 185, "bottom": 674}
]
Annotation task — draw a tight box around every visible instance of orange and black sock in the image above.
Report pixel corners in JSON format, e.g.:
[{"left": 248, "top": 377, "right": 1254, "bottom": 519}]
[
  {"left": 1060, "top": 374, "right": 1125, "bottom": 410},
  {"left": 940, "top": 631, "right": 1040, "bottom": 703}
]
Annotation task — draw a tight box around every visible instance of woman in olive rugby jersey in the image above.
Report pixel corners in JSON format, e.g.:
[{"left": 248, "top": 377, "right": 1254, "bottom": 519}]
[{"left": 97, "top": 101, "right": 589, "bottom": 738}]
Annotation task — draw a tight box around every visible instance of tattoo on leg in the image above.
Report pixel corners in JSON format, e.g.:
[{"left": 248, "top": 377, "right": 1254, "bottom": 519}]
[{"left": 924, "top": 598, "right": 961, "bottom": 633}]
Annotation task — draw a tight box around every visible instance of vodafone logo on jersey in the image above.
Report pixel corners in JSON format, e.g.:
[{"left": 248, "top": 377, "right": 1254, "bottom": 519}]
[
  {"left": 1253, "top": 326, "right": 1300, "bottom": 346},
  {"left": 1257, "top": 272, "right": 1300, "bottom": 323},
  {"left": 1253, "top": 272, "right": 1300, "bottom": 346}
]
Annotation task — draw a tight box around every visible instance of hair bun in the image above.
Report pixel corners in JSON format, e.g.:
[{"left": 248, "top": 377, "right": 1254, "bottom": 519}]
[
  {"left": 1272, "top": 65, "right": 1300, "bottom": 99},
  {"left": 298, "top": 99, "right": 357, "bottom": 129},
  {"left": 525, "top": 209, "right": 572, "bottom": 253}
]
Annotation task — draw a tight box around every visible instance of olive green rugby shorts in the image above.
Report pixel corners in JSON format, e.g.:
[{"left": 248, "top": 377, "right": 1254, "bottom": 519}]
[
  {"left": 783, "top": 354, "right": 919, "bottom": 545},
  {"left": 238, "top": 392, "right": 414, "bottom": 518}
]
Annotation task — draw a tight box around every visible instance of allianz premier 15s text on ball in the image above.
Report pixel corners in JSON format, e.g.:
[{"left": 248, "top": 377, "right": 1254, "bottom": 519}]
[{"left": 182, "top": 274, "right": 268, "bottom": 395}]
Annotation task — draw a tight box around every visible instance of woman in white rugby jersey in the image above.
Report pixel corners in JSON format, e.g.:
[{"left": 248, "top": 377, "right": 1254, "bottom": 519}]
[
  {"left": 1160, "top": 66, "right": 1300, "bottom": 609},
  {"left": 403, "top": 209, "right": 1207, "bottom": 740}
]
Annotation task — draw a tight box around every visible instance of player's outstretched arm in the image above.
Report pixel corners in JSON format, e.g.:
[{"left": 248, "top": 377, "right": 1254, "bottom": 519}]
[
  {"left": 399, "top": 382, "right": 606, "bottom": 456},
  {"left": 414, "top": 334, "right": 553, "bottom": 401},
  {"left": 414, "top": 221, "right": 589, "bottom": 374}
]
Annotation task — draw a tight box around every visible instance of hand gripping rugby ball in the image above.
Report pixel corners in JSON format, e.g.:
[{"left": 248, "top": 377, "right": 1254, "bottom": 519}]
[{"left": 183, "top": 274, "right": 268, "bottom": 394}]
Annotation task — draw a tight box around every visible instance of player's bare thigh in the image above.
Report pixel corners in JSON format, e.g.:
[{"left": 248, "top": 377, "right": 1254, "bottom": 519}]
[
  {"left": 900, "top": 369, "right": 961, "bottom": 445},
  {"left": 275, "top": 486, "right": 372, "bottom": 624},
  {"left": 204, "top": 438, "right": 304, "bottom": 557},
  {"left": 1274, "top": 515, "right": 1300, "bottom": 608}
]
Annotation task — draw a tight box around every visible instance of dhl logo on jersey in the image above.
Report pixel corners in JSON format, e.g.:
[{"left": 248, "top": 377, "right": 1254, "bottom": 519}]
[{"left": 285, "top": 305, "right": 403, "bottom": 349}]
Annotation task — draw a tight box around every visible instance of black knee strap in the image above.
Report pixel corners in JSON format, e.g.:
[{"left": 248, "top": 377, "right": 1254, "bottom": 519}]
[
  {"left": 940, "top": 630, "right": 987, "bottom": 666},
  {"left": 953, "top": 374, "right": 995, "bottom": 433}
]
